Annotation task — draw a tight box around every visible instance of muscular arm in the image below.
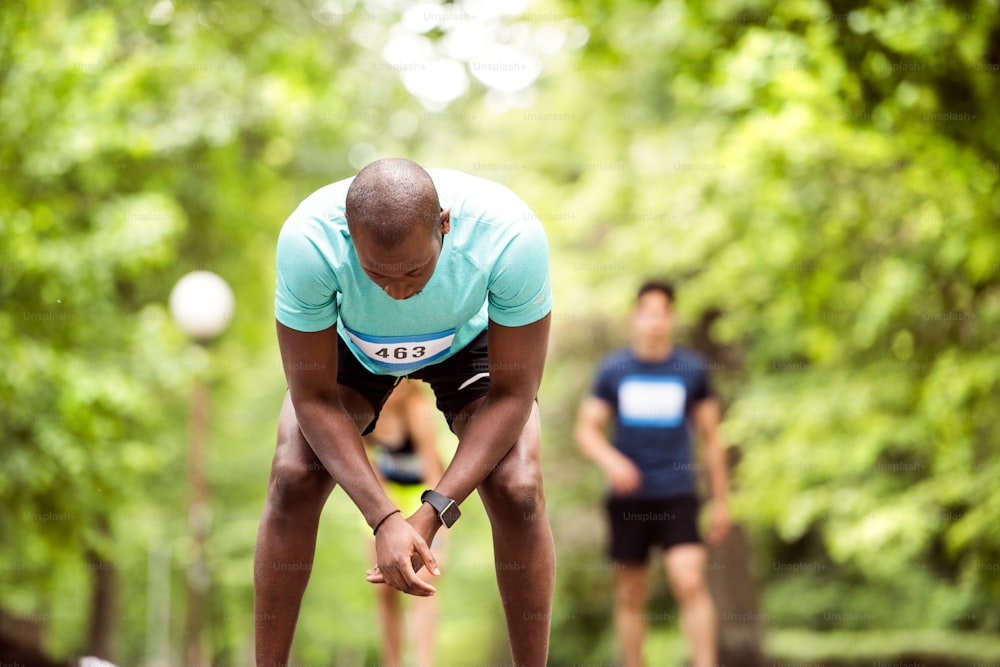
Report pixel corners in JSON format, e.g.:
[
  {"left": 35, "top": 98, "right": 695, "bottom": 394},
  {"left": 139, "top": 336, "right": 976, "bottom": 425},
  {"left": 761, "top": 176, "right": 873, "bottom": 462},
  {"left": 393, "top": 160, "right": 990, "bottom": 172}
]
[
  {"left": 281, "top": 322, "right": 440, "bottom": 594},
  {"left": 276, "top": 321, "right": 395, "bottom": 529},
  {"left": 366, "top": 314, "right": 550, "bottom": 589},
  {"left": 432, "top": 313, "right": 551, "bottom": 504}
]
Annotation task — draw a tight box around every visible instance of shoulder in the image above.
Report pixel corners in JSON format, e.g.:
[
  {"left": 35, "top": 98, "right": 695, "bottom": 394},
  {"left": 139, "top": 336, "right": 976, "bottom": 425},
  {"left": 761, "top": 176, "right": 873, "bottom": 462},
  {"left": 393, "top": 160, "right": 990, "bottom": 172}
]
[
  {"left": 671, "top": 346, "right": 716, "bottom": 381},
  {"left": 429, "top": 168, "right": 539, "bottom": 232},
  {"left": 427, "top": 168, "right": 524, "bottom": 204},
  {"left": 282, "top": 176, "right": 354, "bottom": 230},
  {"left": 672, "top": 346, "right": 707, "bottom": 366},
  {"left": 597, "top": 348, "right": 634, "bottom": 375},
  {"left": 278, "top": 177, "right": 355, "bottom": 250},
  {"left": 298, "top": 175, "right": 356, "bottom": 210}
]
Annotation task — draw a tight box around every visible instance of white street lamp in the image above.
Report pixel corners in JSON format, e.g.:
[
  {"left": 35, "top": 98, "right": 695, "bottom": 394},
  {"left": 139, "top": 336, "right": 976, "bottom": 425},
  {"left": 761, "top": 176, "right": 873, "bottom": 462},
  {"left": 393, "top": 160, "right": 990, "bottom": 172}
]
[
  {"left": 168, "top": 271, "right": 235, "bottom": 342},
  {"left": 168, "top": 270, "right": 234, "bottom": 667}
]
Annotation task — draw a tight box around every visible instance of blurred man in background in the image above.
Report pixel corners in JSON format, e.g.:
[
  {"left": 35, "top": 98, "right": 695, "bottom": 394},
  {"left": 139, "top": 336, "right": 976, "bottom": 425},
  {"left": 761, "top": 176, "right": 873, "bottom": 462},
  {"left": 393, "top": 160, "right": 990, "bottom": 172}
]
[{"left": 575, "top": 279, "right": 730, "bottom": 667}]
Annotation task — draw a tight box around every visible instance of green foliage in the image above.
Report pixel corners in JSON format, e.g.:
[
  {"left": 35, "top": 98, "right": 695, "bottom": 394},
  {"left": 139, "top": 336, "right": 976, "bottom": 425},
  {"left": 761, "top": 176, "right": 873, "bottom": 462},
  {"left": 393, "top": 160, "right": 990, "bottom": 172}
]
[
  {"left": 767, "top": 628, "right": 1000, "bottom": 666},
  {"left": 3, "top": 0, "right": 999, "bottom": 663},
  {"left": 541, "top": 0, "right": 1000, "bottom": 633}
]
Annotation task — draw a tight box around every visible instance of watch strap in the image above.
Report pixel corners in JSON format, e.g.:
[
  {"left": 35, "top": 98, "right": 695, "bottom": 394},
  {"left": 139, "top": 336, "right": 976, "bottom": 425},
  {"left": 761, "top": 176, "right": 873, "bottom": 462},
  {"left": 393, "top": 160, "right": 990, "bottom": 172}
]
[{"left": 420, "top": 489, "right": 460, "bottom": 527}]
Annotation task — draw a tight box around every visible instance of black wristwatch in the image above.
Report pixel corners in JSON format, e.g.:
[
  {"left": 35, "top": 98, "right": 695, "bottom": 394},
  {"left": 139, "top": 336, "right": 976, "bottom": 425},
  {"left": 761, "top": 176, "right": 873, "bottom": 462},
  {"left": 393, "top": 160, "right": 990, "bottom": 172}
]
[{"left": 421, "top": 489, "right": 461, "bottom": 528}]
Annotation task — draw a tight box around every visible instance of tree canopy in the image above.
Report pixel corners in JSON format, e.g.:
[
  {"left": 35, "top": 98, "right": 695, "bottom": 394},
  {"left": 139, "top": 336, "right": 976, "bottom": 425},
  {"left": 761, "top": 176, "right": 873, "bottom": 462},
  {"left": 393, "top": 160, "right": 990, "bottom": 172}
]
[{"left": 2, "top": 0, "right": 998, "bottom": 665}]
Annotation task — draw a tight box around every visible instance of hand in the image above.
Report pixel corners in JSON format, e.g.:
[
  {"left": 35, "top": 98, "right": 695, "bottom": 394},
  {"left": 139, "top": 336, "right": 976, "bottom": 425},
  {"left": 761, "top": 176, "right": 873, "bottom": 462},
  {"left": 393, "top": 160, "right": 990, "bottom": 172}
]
[
  {"left": 604, "top": 456, "right": 642, "bottom": 495},
  {"left": 366, "top": 505, "right": 441, "bottom": 595},
  {"left": 707, "top": 501, "right": 731, "bottom": 547}
]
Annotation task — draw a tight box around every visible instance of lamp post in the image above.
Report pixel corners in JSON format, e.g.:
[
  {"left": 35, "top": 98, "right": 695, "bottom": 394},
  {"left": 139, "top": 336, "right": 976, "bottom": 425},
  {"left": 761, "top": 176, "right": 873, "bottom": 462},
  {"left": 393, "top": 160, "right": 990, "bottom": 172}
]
[{"left": 168, "top": 271, "right": 234, "bottom": 667}]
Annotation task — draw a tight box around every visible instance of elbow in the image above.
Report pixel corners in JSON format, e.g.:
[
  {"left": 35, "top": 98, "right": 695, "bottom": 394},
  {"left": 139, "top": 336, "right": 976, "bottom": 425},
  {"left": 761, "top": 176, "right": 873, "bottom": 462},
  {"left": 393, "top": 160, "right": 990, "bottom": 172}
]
[
  {"left": 573, "top": 423, "right": 593, "bottom": 455},
  {"left": 487, "top": 384, "right": 537, "bottom": 418}
]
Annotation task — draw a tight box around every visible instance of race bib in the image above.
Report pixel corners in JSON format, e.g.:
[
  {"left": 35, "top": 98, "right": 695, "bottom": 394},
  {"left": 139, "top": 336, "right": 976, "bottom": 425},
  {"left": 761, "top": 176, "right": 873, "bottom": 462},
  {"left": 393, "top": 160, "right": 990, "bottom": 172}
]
[
  {"left": 344, "top": 326, "right": 456, "bottom": 372},
  {"left": 618, "top": 376, "right": 686, "bottom": 427}
]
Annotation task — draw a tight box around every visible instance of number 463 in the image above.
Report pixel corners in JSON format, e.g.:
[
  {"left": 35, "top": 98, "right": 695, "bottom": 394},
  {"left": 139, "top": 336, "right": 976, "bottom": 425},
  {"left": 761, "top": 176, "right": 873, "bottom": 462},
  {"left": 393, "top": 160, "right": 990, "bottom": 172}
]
[{"left": 374, "top": 346, "right": 426, "bottom": 360}]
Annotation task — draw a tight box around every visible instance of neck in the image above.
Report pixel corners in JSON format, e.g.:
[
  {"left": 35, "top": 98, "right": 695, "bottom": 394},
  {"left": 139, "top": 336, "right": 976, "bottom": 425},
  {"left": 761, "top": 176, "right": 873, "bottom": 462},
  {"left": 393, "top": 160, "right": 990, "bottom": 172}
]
[{"left": 632, "top": 339, "right": 673, "bottom": 361}]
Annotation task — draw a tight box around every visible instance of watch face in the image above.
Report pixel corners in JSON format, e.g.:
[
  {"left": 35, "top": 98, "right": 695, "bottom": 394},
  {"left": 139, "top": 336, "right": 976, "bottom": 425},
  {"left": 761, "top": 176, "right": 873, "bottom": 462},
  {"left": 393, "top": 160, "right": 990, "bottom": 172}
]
[{"left": 440, "top": 501, "right": 461, "bottom": 528}]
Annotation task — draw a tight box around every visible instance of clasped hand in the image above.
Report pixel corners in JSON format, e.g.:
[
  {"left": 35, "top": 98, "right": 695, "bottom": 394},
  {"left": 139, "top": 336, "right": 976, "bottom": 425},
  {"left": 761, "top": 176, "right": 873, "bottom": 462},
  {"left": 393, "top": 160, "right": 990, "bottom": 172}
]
[{"left": 366, "top": 510, "right": 441, "bottom": 596}]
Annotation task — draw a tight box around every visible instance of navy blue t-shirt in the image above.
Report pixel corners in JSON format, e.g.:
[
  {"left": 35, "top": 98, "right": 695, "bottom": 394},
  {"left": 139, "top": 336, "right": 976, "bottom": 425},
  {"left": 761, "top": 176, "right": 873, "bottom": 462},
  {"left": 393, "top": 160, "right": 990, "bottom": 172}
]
[{"left": 592, "top": 346, "right": 714, "bottom": 499}]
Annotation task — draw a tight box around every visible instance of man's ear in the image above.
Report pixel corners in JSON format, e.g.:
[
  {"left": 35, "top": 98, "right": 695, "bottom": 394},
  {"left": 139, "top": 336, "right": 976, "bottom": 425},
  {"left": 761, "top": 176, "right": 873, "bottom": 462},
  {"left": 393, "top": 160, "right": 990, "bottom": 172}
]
[{"left": 439, "top": 208, "right": 451, "bottom": 236}]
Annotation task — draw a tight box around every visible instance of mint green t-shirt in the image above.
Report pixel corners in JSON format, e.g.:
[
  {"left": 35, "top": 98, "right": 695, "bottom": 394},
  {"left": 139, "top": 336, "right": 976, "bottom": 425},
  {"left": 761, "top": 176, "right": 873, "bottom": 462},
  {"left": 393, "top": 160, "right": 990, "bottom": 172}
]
[{"left": 274, "top": 168, "right": 553, "bottom": 376}]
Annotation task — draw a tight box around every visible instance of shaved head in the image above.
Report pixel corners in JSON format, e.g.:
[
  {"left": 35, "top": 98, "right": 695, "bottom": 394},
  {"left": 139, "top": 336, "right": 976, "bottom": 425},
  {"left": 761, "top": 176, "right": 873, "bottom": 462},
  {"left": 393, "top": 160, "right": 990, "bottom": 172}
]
[{"left": 346, "top": 158, "right": 441, "bottom": 248}]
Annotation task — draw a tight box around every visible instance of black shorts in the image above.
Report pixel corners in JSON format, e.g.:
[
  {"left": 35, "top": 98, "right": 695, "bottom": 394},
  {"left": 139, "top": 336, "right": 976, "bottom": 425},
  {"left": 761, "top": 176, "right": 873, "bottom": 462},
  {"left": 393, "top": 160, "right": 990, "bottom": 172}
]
[
  {"left": 337, "top": 330, "right": 491, "bottom": 435},
  {"left": 606, "top": 494, "right": 702, "bottom": 564}
]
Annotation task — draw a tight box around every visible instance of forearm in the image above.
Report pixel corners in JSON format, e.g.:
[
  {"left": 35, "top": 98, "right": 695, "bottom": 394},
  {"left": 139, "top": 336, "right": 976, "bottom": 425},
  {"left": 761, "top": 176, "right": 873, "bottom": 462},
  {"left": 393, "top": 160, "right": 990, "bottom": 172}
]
[
  {"left": 704, "top": 435, "right": 729, "bottom": 505},
  {"left": 576, "top": 424, "right": 624, "bottom": 473},
  {"left": 295, "top": 399, "right": 396, "bottom": 528},
  {"left": 429, "top": 315, "right": 550, "bottom": 506},
  {"left": 432, "top": 393, "right": 534, "bottom": 505}
]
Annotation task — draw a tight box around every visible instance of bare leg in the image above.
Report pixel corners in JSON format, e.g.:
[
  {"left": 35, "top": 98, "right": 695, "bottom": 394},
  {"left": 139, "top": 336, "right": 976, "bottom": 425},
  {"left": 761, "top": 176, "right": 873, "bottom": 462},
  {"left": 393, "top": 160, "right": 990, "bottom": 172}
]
[
  {"left": 410, "top": 568, "right": 439, "bottom": 667},
  {"left": 615, "top": 563, "right": 649, "bottom": 667},
  {"left": 472, "top": 402, "right": 555, "bottom": 667},
  {"left": 376, "top": 566, "right": 441, "bottom": 667},
  {"left": 376, "top": 582, "right": 403, "bottom": 667},
  {"left": 373, "top": 537, "right": 440, "bottom": 667},
  {"left": 254, "top": 390, "right": 372, "bottom": 667},
  {"left": 664, "top": 544, "right": 717, "bottom": 667}
]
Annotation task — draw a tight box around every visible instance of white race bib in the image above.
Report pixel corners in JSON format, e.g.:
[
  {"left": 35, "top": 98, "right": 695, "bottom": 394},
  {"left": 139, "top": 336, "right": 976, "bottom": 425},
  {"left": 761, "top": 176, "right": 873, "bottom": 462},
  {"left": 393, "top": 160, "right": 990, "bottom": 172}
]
[
  {"left": 618, "top": 376, "right": 686, "bottom": 427},
  {"left": 344, "top": 327, "right": 456, "bottom": 372}
]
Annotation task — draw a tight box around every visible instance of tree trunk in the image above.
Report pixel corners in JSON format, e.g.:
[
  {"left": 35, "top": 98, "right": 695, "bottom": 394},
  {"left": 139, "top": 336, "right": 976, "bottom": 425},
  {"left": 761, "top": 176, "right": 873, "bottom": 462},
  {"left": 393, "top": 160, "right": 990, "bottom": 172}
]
[
  {"left": 0, "top": 609, "right": 65, "bottom": 667},
  {"left": 707, "top": 523, "right": 767, "bottom": 667},
  {"left": 85, "top": 546, "right": 118, "bottom": 660}
]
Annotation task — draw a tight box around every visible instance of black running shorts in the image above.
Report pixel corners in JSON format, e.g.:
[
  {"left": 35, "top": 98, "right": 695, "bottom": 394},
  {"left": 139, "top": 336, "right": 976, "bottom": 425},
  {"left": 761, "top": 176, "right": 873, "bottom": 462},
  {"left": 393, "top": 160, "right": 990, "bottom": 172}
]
[
  {"left": 606, "top": 494, "right": 702, "bottom": 564},
  {"left": 337, "top": 330, "right": 491, "bottom": 435}
]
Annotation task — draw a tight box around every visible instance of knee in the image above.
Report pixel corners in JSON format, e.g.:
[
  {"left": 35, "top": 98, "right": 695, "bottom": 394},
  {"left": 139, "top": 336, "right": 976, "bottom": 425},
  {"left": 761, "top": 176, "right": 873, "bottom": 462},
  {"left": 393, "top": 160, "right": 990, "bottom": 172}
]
[
  {"left": 483, "top": 462, "right": 546, "bottom": 524},
  {"left": 615, "top": 577, "right": 646, "bottom": 611},
  {"left": 670, "top": 570, "right": 707, "bottom": 605},
  {"left": 265, "top": 449, "right": 333, "bottom": 518}
]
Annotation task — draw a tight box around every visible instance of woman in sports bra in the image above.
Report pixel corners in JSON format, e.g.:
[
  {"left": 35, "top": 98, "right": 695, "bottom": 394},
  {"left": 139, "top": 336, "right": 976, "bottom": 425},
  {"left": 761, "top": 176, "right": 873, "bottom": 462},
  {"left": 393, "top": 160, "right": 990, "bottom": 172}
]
[{"left": 363, "top": 379, "right": 447, "bottom": 667}]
